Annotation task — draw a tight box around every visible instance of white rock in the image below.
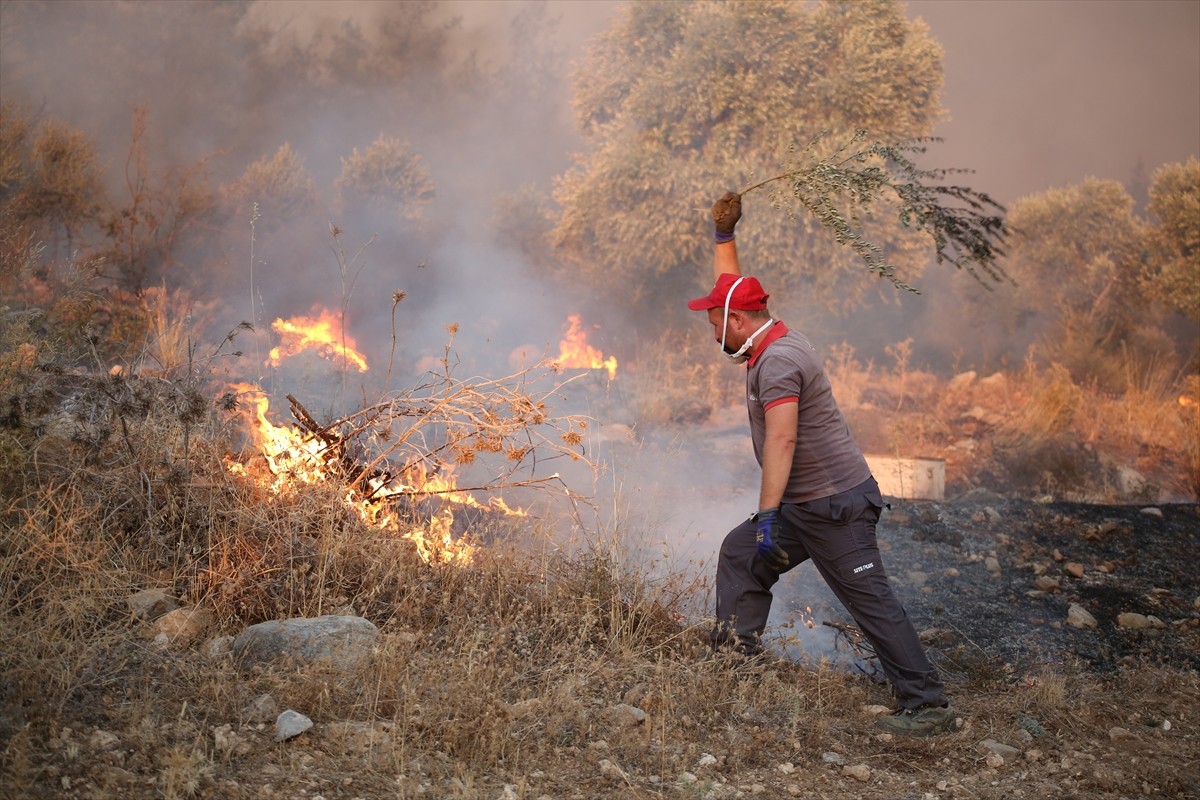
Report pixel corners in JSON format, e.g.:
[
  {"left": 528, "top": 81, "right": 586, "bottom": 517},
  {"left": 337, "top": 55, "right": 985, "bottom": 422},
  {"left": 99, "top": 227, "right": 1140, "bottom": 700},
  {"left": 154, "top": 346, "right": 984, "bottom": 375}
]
[
  {"left": 598, "top": 759, "right": 627, "bottom": 781},
  {"left": 678, "top": 771, "right": 698, "bottom": 786},
  {"left": 985, "top": 556, "right": 1001, "bottom": 574},
  {"left": 234, "top": 615, "right": 379, "bottom": 673},
  {"left": 777, "top": 762, "right": 795, "bottom": 774},
  {"left": 205, "top": 635, "right": 234, "bottom": 659},
  {"left": 861, "top": 704, "right": 892, "bottom": 717},
  {"left": 978, "top": 738, "right": 1021, "bottom": 762},
  {"left": 127, "top": 588, "right": 177, "bottom": 621},
  {"left": 153, "top": 606, "right": 215, "bottom": 642},
  {"left": 1108, "top": 726, "right": 1137, "bottom": 742},
  {"left": 605, "top": 703, "right": 646, "bottom": 727},
  {"left": 695, "top": 753, "right": 718, "bottom": 768},
  {"left": 244, "top": 692, "right": 278, "bottom": 723},
  {"left": 821, "top": 752, "right": 848, "bottom": 766},
  {"left": 1066, "top": 603, "right": 1098, "bottom": 629},
  {"left": 88, "top": 729, "right": 120, "bottom": 750},
  {"left": 1117, "top": 612, "right": 1154, "bottom": 629},
  {"left": 1139, "top": 506, "right": 1163, "bottom": 518},
  {"left": 273, "top": 710, "right": 312, "bottom": 742},
  {"left": 842, "top": 764, "right": 870, "bottom": 782}
]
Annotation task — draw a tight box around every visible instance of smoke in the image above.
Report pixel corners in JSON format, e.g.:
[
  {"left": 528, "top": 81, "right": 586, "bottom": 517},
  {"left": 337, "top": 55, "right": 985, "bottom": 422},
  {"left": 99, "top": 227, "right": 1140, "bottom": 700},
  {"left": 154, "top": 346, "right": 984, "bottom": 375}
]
[
  {"left": 2, "top": 1, "right": 1196, "bottom": 653},
  {"left": 0, "top": 0, "right": 624, "bottom": 376},
  {"left": 905, "top": 0, "right": 1199, "bottom": 207}
]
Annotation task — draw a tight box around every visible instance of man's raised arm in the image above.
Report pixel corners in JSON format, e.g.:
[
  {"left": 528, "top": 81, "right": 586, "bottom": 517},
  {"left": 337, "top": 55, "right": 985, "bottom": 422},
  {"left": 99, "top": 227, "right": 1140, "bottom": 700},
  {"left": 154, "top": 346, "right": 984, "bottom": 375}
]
[{"left": 711, "top": 191, "right": 742, "bottom": 281}]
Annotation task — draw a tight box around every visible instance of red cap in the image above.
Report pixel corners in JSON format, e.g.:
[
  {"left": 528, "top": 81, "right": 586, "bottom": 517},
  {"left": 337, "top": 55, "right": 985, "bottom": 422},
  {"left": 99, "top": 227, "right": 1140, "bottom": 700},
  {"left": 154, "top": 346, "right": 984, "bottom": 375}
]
[{"left": 687, "top": 273, "right": 770, "bottom": 311}]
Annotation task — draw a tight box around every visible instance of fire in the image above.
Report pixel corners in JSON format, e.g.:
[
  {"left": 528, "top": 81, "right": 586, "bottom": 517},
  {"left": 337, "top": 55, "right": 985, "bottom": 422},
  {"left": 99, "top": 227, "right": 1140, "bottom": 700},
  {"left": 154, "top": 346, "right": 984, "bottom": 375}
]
[
  {"left": 267, "top": 308, "right": 369, "bottom": 372},
  {"left": 554, "top": 314, "right": 617, "bottom": 380},
  {"left": 225, "top": 384, "right": 522, "bottom": 565}
]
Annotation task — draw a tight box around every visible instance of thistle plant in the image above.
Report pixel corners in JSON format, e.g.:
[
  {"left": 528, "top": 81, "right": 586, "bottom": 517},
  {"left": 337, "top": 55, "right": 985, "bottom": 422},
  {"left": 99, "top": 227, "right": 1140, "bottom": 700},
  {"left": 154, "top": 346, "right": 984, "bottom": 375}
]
[{"left": 741, "top": 130, "right": 1010, "bottom": 293}]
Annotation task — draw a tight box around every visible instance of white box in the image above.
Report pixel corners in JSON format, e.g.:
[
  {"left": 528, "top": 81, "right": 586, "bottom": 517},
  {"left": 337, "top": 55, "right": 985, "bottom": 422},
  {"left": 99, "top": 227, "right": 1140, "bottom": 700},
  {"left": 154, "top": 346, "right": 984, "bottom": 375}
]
[{"left": 865, "top": 456, "right": 945, "bottom": 501}]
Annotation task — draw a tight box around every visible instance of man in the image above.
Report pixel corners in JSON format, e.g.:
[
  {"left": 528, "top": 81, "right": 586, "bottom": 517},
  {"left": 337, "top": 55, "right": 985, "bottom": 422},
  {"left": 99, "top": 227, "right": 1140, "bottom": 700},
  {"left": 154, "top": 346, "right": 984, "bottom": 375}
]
[{"left": 688, "top": 191, "right": 959, "bottom": 738}]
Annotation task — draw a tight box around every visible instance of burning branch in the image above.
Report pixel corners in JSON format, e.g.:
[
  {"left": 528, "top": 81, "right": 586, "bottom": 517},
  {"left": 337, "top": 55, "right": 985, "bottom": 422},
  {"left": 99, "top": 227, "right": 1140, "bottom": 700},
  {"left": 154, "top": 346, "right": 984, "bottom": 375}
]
[
  {"left": 224, "top": 356, "right": 595, "bottom": 565},
  {"left": 740, "top": 130, "right": 1010, "bottom": 292}
]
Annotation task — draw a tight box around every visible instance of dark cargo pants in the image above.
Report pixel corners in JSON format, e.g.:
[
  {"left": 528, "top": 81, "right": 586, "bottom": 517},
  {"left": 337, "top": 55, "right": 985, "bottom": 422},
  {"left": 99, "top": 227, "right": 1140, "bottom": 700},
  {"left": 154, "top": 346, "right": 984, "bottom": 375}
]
[{"left": 712, "top": 477, "right": 945, "bottom": 709}]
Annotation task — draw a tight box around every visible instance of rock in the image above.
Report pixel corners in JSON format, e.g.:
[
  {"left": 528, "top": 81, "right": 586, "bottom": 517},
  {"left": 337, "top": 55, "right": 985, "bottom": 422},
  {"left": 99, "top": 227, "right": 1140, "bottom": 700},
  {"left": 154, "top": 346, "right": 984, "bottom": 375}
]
[
  {"left": 605, "top": 703, "right": 646, "bottom": 728},
  {"left": 821, "top": 752, "right": 848, "bottom": 766},
  {"left": 777, "top": 762, "right": 795, "bottom": 774},
  {"left": 204, "top": 635, "right": 234, "bottom": 659},
  {"left": 1139, "top": 506, "right": 1163, "bottom": 518},
  {"left": 978, "top": 739, "right": 1021, "bottom": 762},
  {"left": 152, "top": 606, "right": 215, "bottom": 642},
  {"left": 1115, "top": 466, "right": 1151, "bottom": 498},
  {"left": 695, "top": 753, "right": 718, "bottom": 768},
  {"left": 1066, "top": 603, "right": 1098, "bottom": 629},
  {"left": 677, "top": 772, "right": 698, "bottom": 786},
  {"left": 1034, "top": 576, "right": 1061, "bottom": 592},
  {"left": 943, "top": 567, "right": 961, "bottom": 578},
  {"left": 972, "top": 507, "right": 1002, "bottom": 523},
  {"left": 906, "top": 571, "right": 929, "bottom": 587},
  {"left": 985, "top": 556, "right": 1001, "bottom": 575},
  {"left": 212, "top": 724, "right": 252, "bottom": 757},
  {"left": 842, "top": 764, "right": 871, "bottom": 782},
  {"left": 233, "top": 615, "right": 378, "bottom": 672},
  {"left": 1117, "top": 612, "right": 1154, "bottom": 629},
  {"left": 274, "top": 710, "right": 312, "bottom": 742},
  {"left": 88, "top": 729, "right": 120, "bottom": 750},
  {"left": 1108, "top": 726, "right": 1137, "bottom": 742},
  {"left": 1064, "top": 562, "right": 1086, "bottom": 579},
  {"left": 598, "top": 759, "right": 628, "bottom": 781},
  {"left": 918, "top": 628, "right": 954, "bottom": 645},
  {"left": 243, "top": 693, "right": 278, "bottom": 723},
  {"left": 861, "top": 704, "right": 892, "bottom": 717},
  {"left": 128, "top": 588, "right": 177, "bottom": 621},
  {"left": 499, "top": 698, "right": 542, "bottom": 720}
]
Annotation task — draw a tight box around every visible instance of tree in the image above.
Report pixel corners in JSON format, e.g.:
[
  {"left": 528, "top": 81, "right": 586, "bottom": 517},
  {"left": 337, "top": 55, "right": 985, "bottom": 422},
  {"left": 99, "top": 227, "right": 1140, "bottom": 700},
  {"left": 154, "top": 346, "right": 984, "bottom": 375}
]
[
  {"left": 994, "top": 178, "right": 1186, "bottom": 389},
  {"left": 223, "top": 142, "right": 319, "bottom": 230},
  {"left": 0, "top": 106, "right": 106, "bottom": 256},
  {"left": 549, "top": 0, "right": 952, "bottom": 316},
  {"left": 1142, "top": 158, "right": 1200, "bottom": 321},
  {"left": 334, "top": 135, "right": 435, "bottom": 225},
  {"left": 99, "top": 107, "right": 216, "bottom": 292}
]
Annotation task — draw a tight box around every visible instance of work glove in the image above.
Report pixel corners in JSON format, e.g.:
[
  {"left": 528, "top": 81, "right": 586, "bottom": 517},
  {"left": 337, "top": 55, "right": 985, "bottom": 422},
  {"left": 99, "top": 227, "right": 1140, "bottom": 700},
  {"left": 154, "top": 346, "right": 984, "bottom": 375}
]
[
  {"left": 712, "top": 191, "right": 742, "bottom": 243},
  {"left": 752, "top": 508, "right": 790, "bottom": 571}
]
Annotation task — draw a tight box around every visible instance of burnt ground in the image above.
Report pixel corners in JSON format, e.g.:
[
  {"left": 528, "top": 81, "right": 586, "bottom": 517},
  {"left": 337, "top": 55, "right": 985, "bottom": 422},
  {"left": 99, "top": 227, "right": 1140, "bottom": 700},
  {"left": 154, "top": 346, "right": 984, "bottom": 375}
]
[{"left": 771, "top": 496, "right": 1200, "bottom": 677}]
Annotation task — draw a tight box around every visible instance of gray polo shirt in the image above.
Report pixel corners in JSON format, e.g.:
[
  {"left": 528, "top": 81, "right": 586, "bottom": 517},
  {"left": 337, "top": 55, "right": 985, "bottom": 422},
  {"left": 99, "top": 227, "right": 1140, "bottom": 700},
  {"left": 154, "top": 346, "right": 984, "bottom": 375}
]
[{"left": 746, "top": 323, "right": 871, "bottom": 503}]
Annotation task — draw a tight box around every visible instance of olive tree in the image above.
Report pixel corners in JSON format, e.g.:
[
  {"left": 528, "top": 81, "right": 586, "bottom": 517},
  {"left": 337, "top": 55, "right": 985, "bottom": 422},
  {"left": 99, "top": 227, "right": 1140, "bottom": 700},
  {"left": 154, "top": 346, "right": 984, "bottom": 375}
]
[{"left": 549, "top": 0, "right": 1000, "bottom": 317}]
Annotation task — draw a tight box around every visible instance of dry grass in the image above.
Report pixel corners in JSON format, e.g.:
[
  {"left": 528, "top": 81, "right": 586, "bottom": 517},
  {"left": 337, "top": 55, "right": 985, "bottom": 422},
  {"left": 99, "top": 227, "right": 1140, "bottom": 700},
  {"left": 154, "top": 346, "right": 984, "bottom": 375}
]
[{"left": 2, "top": 299, "right": 1198, "bottom": 797}]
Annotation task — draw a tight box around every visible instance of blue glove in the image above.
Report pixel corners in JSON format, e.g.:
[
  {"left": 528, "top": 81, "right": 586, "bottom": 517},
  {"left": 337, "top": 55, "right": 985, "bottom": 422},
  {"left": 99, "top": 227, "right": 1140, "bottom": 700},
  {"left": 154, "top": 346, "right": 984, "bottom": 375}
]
[{"left": 752, "top": 508, "right": 790, "bottom": 570}]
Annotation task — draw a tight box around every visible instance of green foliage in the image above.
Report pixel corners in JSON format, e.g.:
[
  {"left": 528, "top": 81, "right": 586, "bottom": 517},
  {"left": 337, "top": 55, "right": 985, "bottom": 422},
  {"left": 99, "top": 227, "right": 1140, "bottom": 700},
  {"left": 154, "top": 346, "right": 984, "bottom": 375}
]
[
  {"left": 1142, "top": 157, "right": 1200, "bottom": 320},
  {"left": 551, "top": 0, "right": 950, "bottom": 315},
  {"left": 334, "top": 135, "right": 435, "bottom": 221},
  {"left": 747, "top": 130, "right": 1008, "bottom": 292}
]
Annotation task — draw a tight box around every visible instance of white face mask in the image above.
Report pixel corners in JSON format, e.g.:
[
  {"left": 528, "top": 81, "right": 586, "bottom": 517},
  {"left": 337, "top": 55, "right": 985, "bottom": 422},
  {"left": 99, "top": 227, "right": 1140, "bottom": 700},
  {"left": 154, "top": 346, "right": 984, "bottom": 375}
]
[{"left": 720, "top": 277, "right": 774, "bottom": 364}]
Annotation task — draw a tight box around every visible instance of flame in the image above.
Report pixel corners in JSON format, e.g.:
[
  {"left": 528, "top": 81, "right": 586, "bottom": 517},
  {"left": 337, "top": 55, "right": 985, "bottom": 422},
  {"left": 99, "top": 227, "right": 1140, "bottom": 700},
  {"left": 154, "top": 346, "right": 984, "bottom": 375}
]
[
  {"left": 224, "top": 384, "right": 523, "bottom": 565},
  {"left": 267, "top": 308, "right": 369, "bottom": 372},
  {"left": 554, "top": 314, "right": 617, "bottom": 380}
]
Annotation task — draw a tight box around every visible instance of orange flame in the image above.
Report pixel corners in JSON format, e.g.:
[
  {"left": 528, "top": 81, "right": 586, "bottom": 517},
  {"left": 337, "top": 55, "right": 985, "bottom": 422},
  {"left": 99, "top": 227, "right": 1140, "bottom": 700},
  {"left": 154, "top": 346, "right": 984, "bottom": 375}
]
[
  {"left": 224, "top": 384, "right": 523, "bottom": 565},
  {"left": 554, "top": 314, "right": 617, "bottom": 380},
  {"left": 267, "top": 308, "right": 369, "bottom": 372}
]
